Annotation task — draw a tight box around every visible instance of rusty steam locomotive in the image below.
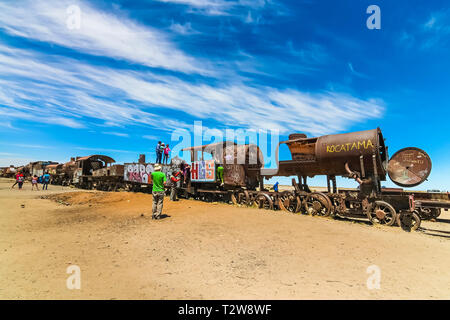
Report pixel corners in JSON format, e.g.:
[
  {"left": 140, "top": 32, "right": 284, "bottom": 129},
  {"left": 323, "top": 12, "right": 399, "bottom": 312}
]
[{"left": 4, "top": 127, "right": 448, "bottom": 231}]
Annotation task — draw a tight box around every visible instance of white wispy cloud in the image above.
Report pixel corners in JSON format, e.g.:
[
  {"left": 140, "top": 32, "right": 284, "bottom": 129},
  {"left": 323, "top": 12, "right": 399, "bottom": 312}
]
[
  {"left": 157, "top": 0, "right": 235, "bottom": 15},
  {"left": 0, "top": 42, "right": 384, "bottom": 136},
  {"left": 102, "top": 131, "right": 130, "bottom": 138},
  {"left": 0, "top": 0, "right": 206, "bottom": 74},
  {"left": 157, "top": 0, "right": 272, "bottom": 18},
  {"left": 75, "top": 147, "right": 137, "bottom": 154},
  {"left": 143, "top": 135, "right": 160, "bottom": 140},
  {"left": 420, "top": 10, "right": 450, "bottom": 49},
  {"left": 0, "top": 0, "right": 384, "bottom": 138},
  {"left": 169, "top": 21, "right": 200, "bottom": 35},
  {"left": 348, "top": 62, "right": 369, "bottom": 79},
  {"left": 0, "top": 143, "right": 54, "bottom": 149}
]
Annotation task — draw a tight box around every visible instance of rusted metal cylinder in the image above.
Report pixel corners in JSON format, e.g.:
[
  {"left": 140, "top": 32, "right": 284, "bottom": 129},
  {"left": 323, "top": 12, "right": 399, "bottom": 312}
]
[{"left": 284, "top": 128, "right": 388, "bottom": 178}]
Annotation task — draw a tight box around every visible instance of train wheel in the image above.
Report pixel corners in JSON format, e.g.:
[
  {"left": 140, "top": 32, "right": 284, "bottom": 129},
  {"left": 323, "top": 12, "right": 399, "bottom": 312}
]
[
  {"left": 313, "top": 192, "right": 332, "bottom": 216},
  {"left": 231, "top": 190, "right": 247, "bottom": 205},
  {"left": 304, "top": 193, "right": 331, "bottom": 216},
  {"left": 367, "top": 201, "right": 397, "bottom": 226},
  {"left": 418, "top": 208, "right": 441, "bottom": 220},
  {"left": 279, "top": 191, "right": 302, "bottom": 213},
  {"left": 278, "top": 191, "right": 290, "bottom": 211},
  {"left": 256, "top": 192, "right": 274, "bottom": 210},
  {"left": 396, "top": 211, "right": 421, "bottom": 231},
  {"left": 244, "top": 190, "right": 257, "bottom": 206},
  {"left": 231, "top": 192, "right": 238, "bottom": 205}
]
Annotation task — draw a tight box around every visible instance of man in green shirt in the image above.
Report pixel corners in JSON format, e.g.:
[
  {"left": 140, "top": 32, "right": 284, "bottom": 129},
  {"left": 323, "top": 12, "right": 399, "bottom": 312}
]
[{"left": 151, "top": 164, "right": 167, "bottom": 220}]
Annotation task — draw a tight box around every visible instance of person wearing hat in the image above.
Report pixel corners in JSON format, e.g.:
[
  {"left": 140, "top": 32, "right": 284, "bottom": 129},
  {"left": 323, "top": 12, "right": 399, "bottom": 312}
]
[{"left": 151, "top": 164, "right": 167, "bottom": 219}]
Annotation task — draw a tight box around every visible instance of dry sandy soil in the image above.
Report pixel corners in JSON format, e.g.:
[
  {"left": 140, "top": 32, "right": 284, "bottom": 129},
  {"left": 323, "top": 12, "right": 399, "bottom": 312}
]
[{"left": 1, "top": 178, "right": 449, "bottom": 300}]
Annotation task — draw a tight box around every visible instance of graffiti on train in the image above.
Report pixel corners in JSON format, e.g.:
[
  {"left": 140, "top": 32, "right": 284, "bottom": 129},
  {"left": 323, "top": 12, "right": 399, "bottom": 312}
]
[
  {"left": 123, "top": 163, "right": 180, "bottom": 184},
  {"left": 191, "top": 160, "right": 216, "bottom": 182}
]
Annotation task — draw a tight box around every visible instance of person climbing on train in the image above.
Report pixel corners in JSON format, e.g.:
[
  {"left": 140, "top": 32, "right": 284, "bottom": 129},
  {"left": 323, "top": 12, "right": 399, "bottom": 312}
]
[
  {"left": 163, "top": 144, "right": 171, "bottom": 164},
  {"left": 31, "top": 175, "right": 39, "bottom": 191},
  {"left": 42, "top": 171, "right": 50, "bottom": 190},
  {"left": 151, "top": 164, "right": 167, "bottom": 220},
  {"left": 217, "top": 165, "right": 224, "bottom": 186},
  {"left": 169, "top": 170, "right": 181, "bottom": 201},
  {"left": 183, "top": 164, "right": 191, "bottom": 185},
  {"left": 156, "top": 141, "right": 163, "bottom": 164}
]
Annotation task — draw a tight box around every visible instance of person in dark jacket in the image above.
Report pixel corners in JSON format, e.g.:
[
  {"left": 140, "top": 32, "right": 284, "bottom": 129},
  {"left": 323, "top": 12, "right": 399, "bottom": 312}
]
[{"left": 156, "top": 141, "right": 163, "bottom": 164}]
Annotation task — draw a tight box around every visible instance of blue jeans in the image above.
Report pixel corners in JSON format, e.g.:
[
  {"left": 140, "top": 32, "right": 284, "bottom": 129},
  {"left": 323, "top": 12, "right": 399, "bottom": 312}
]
[
  {"left": 156, "top": 152, "right": 162, "bottom": 164},
  {"left": 43, "top": 182, "right": 49, "bottom": 190},
  {"left": 163, "top": 153, "right": 169, "bottom": 164}
]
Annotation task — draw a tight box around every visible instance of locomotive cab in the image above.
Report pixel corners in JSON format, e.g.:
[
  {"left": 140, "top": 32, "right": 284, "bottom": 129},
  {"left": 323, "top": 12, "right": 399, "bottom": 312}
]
[
  {"left": 72, "top": 155, "right": 115, "bottom": 188},
  {"left": 182, "top": 142, "right": 264, "bottom": 189}
]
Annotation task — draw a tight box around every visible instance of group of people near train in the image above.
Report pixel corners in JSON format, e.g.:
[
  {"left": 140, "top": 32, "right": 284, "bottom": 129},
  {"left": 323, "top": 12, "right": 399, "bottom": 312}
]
[
  {"left": 150, "top": 162, "right": 192, "bottom": 220},
  {"left": 11, "top": 171, "right": 51, "bottom": 191},
  {"left": 151, "top": 140, "right": 227, "bottom": 220}
]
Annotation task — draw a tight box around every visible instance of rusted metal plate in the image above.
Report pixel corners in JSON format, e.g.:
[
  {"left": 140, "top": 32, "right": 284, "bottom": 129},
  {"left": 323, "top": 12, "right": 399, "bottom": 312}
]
[
  {"left": 76, "top": 155, "right": 115, "bottom": 164},
  {"left": 224, "top": 164, "right": 245, "bottom": 186},
  {"left": 92, "top": 164, "right": 124, "bottom": 177},
  {"left": 388, "top": 147, "right": 431, "bottom": 187}
]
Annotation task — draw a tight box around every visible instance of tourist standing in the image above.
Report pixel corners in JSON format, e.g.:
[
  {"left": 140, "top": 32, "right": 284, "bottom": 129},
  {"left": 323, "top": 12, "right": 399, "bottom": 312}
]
[
  {"left": 156, "top": 141, "right": 163, "bottom": 164},
  {"left": 42, "top": 171, "right": 50, "bottom": 190},
  {"left": 151, "top": 164, "right": 166, "bottom": 219},
  {"left": 31, "top": 175, "right": 39, "bottom": 191},
  {"left": 163, "top": 144, "right": 171, "bottom": 164},
  {"left": 12, "top": 171, "right": 24, "bottom": 190}
]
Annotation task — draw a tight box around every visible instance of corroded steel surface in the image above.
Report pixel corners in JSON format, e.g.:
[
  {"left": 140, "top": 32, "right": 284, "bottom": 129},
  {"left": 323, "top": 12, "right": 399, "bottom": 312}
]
[
  {"left": 92, "top": 164, "right": 124, "bottom": 177},
  {"left": 388, "top": 147, "right": 432, "bottom": 187},
  {"left": 76, "top": 155, "right": 115, "bottom": 164},
  {"left": 272, "top": 128, "right": 388, "bottom": 179}
]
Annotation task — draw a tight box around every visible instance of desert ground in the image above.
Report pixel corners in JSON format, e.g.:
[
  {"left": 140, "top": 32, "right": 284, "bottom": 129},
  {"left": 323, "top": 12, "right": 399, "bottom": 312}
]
[{"left": 1, "top": 177, "right": 449, "bottom": 300}]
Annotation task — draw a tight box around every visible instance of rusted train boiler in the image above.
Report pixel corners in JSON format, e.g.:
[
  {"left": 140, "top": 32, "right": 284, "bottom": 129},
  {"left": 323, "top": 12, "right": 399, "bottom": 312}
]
[{"left": 262, "top": 128, "right": 437, "bottom": 229}]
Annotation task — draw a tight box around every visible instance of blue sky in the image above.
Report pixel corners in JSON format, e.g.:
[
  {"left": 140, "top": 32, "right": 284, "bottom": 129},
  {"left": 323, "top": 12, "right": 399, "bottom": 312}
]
[{"left": 0, "top": 0, "right": 449, "bottom": 190}]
